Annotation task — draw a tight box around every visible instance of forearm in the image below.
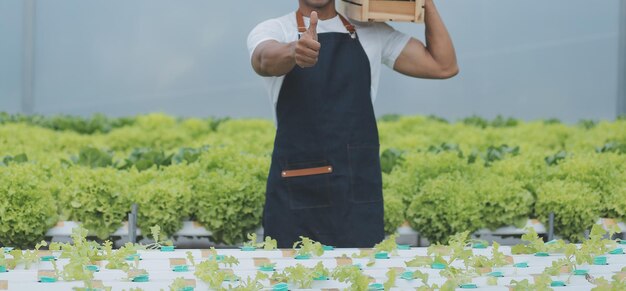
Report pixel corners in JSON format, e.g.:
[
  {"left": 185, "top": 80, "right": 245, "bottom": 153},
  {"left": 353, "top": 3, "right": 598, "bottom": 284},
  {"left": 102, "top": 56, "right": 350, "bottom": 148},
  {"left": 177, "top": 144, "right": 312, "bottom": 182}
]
[
  {"left": 423, "top": 0, "right": 457, "bottom": 72},
  {"left": 253, "top": 41, "right": 297, "bottom": 77}
]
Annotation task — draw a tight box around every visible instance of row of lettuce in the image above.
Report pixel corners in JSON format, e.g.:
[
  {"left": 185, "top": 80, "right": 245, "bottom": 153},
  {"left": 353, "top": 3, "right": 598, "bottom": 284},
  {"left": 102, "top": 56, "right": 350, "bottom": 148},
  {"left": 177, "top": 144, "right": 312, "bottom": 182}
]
[{"left": 1, "top": 113, "right": 625, "bottom": 248}]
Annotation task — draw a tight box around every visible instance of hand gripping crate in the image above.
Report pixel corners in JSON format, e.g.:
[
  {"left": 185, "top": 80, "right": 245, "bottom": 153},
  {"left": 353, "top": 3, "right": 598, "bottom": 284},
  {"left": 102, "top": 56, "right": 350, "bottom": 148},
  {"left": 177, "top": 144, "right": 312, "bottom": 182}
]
[{"left": 339, "top": 0, "right": 426, "bottom": 23}]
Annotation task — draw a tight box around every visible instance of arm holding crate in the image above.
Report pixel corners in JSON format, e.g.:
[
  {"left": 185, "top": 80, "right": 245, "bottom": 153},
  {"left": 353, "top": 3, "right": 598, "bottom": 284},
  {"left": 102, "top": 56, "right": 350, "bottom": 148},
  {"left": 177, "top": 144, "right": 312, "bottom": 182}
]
[{"left": 393, "top": 0, "right": 458, "bottom": 79}]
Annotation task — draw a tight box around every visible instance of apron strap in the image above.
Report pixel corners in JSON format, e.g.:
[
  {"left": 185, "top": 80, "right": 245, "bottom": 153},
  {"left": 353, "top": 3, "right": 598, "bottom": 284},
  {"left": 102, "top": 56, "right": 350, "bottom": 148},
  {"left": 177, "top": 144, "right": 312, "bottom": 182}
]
[{"left": 296, "top": 10, "right": 356, "bottom": 37}]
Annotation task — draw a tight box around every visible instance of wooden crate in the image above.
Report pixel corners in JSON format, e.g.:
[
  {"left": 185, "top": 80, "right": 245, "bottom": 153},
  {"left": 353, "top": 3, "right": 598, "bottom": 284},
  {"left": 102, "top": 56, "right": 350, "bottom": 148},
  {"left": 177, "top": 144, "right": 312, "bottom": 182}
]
[{"left": 339, "top": 0, "right": 425, "bottom": 23}]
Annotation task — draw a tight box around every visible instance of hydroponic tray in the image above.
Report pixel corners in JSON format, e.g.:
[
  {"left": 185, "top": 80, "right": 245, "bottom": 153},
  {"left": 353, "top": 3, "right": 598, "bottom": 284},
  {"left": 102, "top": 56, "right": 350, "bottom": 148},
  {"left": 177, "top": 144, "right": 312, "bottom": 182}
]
[{"left": 1, "top": 246, "right": 625, "bottom": 291}]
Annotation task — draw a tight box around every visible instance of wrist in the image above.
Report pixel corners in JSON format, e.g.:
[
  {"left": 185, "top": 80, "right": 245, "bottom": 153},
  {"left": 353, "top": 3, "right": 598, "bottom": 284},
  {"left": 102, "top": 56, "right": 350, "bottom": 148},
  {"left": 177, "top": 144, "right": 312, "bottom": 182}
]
[{"left": 289, "top": 41, "right": 297, "bottom": 63}]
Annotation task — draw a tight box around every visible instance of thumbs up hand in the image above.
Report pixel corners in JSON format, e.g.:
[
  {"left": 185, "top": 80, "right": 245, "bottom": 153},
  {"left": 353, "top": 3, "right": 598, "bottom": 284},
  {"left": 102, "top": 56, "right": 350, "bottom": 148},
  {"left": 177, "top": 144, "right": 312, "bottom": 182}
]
[{"left": 294, "top": 11, "right": 321, "bottom": 68}]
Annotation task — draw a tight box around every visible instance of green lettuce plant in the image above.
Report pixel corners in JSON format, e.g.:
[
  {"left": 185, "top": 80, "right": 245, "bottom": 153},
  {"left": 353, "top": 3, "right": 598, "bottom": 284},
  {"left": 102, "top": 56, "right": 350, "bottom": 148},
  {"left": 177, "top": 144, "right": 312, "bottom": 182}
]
[
  {"left": 535, "top": 180, "right": 601, "bottom": 242},
  {"left": 133, "top": 166, "right": 193, "bottom": 238},
  {"left": 555, "top": 153, "right": 626, "bottom": 220},
  {"left": 293, "top": 236, "right": 325, "bottom": 258},
  {"left": 406, "top": 174, "right": 482, "bottom": 243},
  {"left": 0, "top": 164, "right": 58, "bottom": 248},
  {"left": 192, "top": 148, "right": 267, "bottom": 245},
  {"left": 59, "top": 167, "right": 130, "bottom": 239},
  {"left": 332, "top": 265, "right": 371, "bottom": 291},
  {"left": 471, "top": 173, "right": 533, "bottom": 230},
  {"left": 511, "top": 227, "right": 566, "bottom": 255},
  {"left": 48, "top": 226, "right": 101, "bottom": 281},
  {"left": 194, "top": 250, "right": 240, "bottom": 289},
  {"left": 382, "top": 192, "right": 405, "bottom": 235}
]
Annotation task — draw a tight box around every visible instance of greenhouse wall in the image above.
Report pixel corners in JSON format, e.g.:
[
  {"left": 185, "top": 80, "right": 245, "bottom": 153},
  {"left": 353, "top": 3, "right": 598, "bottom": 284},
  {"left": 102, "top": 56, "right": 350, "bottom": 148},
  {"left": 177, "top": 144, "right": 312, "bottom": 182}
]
[{"left": 0, "top": 0, "right": 621, "bottom": 122}]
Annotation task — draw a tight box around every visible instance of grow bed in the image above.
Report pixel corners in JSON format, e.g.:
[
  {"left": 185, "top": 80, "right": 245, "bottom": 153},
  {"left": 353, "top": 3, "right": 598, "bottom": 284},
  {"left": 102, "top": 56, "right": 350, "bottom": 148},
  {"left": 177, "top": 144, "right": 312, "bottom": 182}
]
[{"left": 1, "top": 245, "right": 625, "bottom": 290}]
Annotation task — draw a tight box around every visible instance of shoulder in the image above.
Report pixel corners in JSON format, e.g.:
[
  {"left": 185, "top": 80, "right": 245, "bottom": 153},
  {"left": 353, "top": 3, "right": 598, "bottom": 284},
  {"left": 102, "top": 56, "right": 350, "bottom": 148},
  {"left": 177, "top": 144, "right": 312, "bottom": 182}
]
[
  {"left": 248, "top": 12, "right": 297, "bottom": 49},
  {"left": 251, "top": 12, "right": 296, "bottom": 32}
]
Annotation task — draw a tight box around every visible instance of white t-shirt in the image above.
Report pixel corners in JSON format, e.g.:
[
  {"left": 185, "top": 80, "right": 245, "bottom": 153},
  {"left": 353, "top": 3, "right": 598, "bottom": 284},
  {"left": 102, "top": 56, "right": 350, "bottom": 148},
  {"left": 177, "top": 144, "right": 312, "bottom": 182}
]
[{"left": 247, "top": 12, "right": 411, "bottom": 120}]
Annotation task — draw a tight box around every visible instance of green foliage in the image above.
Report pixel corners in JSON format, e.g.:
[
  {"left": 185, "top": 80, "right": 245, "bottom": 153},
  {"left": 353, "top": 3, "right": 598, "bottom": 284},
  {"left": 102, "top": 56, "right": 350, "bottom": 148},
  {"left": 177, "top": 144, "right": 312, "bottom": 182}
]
[
  {"left": 230, "top": 272, "right": 267, "bottom": 291},
  {"left": 293, "top": 236, "right": 325, "bottom": 258},
  {"left": 49, "top": 226, "right": 102, "bottom": 281},
  {"left": 406, "top": 174, "right": 482, "bottom": 243},
  {"left": 194, "top": 251, "right": 240, "bottom": 290},
  {"left": 373, "top": 234, "right": 399, "bottom": 255},
  {"left": 509, "top": 274, "right": 553, "bottom": 291},
  {"left": 578, "top": 119, "right": 598, "bottom": 130},
  {"left": 535, "top": 180, "right": 601, "bottom": 242},
  {"left": 172, "top": 146, "right": 210, "bottom": 164},
  {"left": 0, "top": 153, "right": 28, "bottom": 166},
  {"left": 554, "top": 153, "right": 626, "bottom": 220},
  {"left": 332, "top": 265, "right": 371, "bottom": 291},
  {"left": 15, "top": 240, "right": 48, "bottom": 269},
  {"left": 169, "top": 277, "right": 188, "bottom": 291},
  {"left": 241, "top": 233, "right": 277, "bottom": 250},
  {"left": 117, "top": 148, "right": 173, "bottom": 171},
  {"left": 511, "top": 228, "right": 566, "bottom": 255},
  {"left": 596, "top": 142, "right": 626, "bottom": 154},
  {"left": 378, "top": 114, "right": 402, "bottom": 122},
  {"left": 384, "top": 268, "right": 397, "bottom": 291},
  {"left": 133, "top": 166, "right": 194, "bottom": 238},
  {"left": 0, "top": 164, "right": 58, "bottom": 248},
  {"left": 59, "top": 167, "right": 130, "bottom": 239},
  {"left": 0, "top": 112, "right": 135, "bottom": 134},
  {"left": 283, "top": 264, "right": 315, "bottom": 288},
  {"left": 472, "top": 173, "right": 533, "bottom": 230},
  {"left": 576, "top": 224, "right": 620, "bottom": 265},
  {"left": 144, "top": 225, "right": 173, "bottom": 249},
  {"left": 192, "top": 148, "right": 267, "bottom": 245},
  {"left": 103, "top": 241, "right": 143, "bottom": 272},
  {"left": 382, "top": 192, "right": 406, "bottom": 235},
  {"left": 380, "top": 148, "right": 405, "bottom": 174},
  {"left": 592, "top": 274, "right": 626, "bottom": 291},
  {"left": 1, "top": 113, "right": 625, "bottom": 248},
  {"left": 70, "top": 147, "right": 114, "bottom": 168},
  {"left": 545, "top": 150, "right": 567, "bottom": 166},
  {"left": 462, "top": 115, "right": 518, "bottom": 128},
  {"left": 427, "top": 143, "right": 464, "bottom": 158},
  {"left": 468, "top": 144, "right": 519, "bottom": 166},
  {"left": 243, "top": 233, "right": 261, "bottom": 249},
  {"left": 263, "top": 236, "right": 278, "bottom": 250}
]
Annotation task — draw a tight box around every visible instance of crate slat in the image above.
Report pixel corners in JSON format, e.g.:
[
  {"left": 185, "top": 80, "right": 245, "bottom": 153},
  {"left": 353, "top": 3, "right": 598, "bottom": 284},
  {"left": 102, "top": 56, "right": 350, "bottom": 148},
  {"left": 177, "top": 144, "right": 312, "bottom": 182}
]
[{"left": 340, "top": 0, "right": 425, "bottom": 23}]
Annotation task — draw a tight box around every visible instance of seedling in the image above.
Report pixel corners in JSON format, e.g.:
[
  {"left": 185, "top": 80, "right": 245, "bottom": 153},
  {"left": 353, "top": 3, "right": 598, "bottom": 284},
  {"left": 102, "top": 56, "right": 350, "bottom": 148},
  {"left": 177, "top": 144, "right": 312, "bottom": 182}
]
[
  {"left": 592, "top": 272, "right": 626, "bottom": 290},
  {"left": 354, "top": 234, "right": 399, "bottom": 266},
  {"left": 263, "top": 236, "right": 278, "bottom": 250},
  {"left": 194, "top": 249, "right": 240, "bottom": 289},
  {"left": 284, "top": 264, "right": 315, "bottom": 289},
  {"left": 230, "top": 271, "right": 268, "bottom": 291},
  {"left": 383, "top": 268, "right": 397, "bottom": 291},
  {"left": 169, "top": 277, "right": 190, "bottom": 291},
  {"left": 242, "top": 233, "right": 262, "bottom": 251},
  {"left": 104, "top": 241, "right": 144, "bottom": 272},
  {"left": 145, "top": 225, "right": 174, "bottom": 251},
  {"left": 292, "top": 236, "right": 324, "bottom": 259},
  {"left": 511, "top": 227, "right": 566, "bottom": 255},
  {"left": 332, "top": 265, "right": 371, "bottom": 291},
  {"left": 19, "top": 240, "right": 48, "bottom": 269},
  {"left": 241, "top": 233, "right": 277, "bottom": 251},
  {"left": 186, "top": 251, "right": 196, "bottom": 267},
  {"left": 576, "top": 224, "right": 619, "bottom": 265},
  {"left": 509, "top": 274, "right": 552, "bottom": 291},
  {"left": 312, "top": 261, "right": 330, "bottom": 280},
  {"left": 0, "top": 248, "right": 15, "bottom": 271}
]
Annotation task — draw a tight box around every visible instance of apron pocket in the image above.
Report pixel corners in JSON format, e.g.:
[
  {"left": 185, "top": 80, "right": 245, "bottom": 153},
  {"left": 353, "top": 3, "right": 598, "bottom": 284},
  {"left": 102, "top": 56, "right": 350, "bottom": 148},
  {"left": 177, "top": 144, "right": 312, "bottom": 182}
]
[
  {"left": 283, "top": 160, "right": 333, "bottom": 210},
  {"left": 348, "top": 144, "right": 383, "bottom": 203}
]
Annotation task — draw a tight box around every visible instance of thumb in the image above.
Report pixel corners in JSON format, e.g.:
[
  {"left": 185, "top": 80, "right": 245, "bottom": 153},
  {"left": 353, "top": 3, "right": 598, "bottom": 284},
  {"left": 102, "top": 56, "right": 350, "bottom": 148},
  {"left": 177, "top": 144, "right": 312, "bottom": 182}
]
[{"left": 308, "top": 11, "right": 318, "bottom": 40}]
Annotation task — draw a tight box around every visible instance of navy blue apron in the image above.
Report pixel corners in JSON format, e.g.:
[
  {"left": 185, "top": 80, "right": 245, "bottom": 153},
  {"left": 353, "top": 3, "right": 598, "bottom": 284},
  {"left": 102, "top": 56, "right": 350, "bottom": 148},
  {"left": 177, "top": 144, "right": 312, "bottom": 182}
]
[{"left": 263, "top": 11, "right": 384, "bottom": 248}]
